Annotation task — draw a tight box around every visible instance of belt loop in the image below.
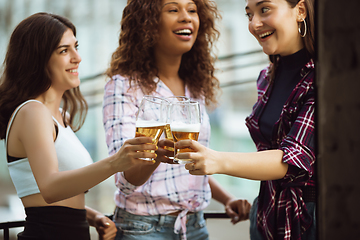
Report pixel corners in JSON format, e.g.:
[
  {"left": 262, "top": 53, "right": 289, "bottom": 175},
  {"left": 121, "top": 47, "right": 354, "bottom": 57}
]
[{"left": 156, "top": 215, "right": 165, "bottom": 231}]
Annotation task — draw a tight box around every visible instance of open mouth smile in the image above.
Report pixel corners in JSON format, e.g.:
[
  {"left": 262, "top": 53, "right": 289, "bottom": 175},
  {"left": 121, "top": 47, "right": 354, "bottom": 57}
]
[
  {"left": 259, "top": 31, "right": 275, "bottom": 39},
  {"left": 174, "top": 29, "right": 192, "bottom": 36}
]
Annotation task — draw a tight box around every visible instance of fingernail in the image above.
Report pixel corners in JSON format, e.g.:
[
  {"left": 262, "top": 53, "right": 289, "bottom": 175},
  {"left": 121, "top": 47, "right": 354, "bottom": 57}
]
[
  {"left": 156, "top": 146, "right": 158, "bottom": 150},
  {"left": 234, "top": 216, "right": 239, "bottom": 222},
  {"left": 105, "top": 222, "right": 110, "bottom": 226}
]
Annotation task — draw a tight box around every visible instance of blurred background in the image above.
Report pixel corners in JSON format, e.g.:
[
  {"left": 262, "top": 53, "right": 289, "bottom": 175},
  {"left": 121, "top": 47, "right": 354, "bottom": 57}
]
[{"left": 0, "top": 0, "right": 269, "bottom": 239}]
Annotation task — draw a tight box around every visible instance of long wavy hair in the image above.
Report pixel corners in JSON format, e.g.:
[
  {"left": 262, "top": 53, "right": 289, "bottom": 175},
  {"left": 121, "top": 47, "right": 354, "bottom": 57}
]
[
  {"left": 106, "top": 0, "right": 221, "bottom": 107},
  {"left": 0, "top": 12, "right": 88, "bottom": 140},
  {"left": 268, "top": 0, "right": 315, "bottom": 80}
]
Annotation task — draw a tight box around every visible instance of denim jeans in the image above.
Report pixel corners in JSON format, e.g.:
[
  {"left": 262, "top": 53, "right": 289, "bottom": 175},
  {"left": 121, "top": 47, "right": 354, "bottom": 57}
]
[
  {"left": 113, "top": 208, "right": 209, "bottom": 240},
  {"left": 250, "top": 197, "right": 316, "bottom": 240}
]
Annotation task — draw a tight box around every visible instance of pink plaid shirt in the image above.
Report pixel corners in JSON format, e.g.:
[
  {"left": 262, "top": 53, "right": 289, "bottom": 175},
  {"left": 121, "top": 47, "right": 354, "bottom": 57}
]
[{"left": 102, "top": 74, "right": 211, "bottom": 238}]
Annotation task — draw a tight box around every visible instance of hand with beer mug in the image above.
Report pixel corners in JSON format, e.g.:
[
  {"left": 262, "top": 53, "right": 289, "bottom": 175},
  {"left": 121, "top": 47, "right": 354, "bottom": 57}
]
[
  {"left": 169, "top": 100, "right": 201, "bottom": 164},
  {"left": 135, "top": 96, "right": 169, "bottom": 162},
  {"left": 163, "top": 96, "right": 190, "bottom": 161}
]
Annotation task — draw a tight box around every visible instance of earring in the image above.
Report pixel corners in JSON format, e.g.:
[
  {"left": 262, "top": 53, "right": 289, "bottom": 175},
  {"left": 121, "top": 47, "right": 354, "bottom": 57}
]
[{"left": 298, "top": 19, "right": 307, "bottom": 38}]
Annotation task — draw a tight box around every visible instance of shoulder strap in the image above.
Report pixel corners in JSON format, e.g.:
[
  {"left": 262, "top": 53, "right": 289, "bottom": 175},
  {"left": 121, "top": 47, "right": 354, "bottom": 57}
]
[{"left": 5, "top": 100, "right": 43, "bottom": 151}]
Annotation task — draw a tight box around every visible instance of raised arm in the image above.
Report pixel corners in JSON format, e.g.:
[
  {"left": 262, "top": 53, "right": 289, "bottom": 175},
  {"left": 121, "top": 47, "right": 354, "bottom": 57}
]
[{"left": 18, "top": 102, "right": 155, "bottom": 203}]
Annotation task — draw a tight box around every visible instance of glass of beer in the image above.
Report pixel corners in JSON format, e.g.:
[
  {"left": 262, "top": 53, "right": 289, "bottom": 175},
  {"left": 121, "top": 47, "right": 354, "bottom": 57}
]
[
  {"left": 135, "top": 96, "right": 169, "bottom": 161},
  {"left": 169, "top": 100, "right": 201, "bottom": 164},
  {"left": 164, "top": 96, "right": 190, "bottom": 158}
]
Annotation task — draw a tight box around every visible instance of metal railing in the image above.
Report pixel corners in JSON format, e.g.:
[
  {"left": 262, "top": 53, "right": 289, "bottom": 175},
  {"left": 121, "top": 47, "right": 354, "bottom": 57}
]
[{"left": 0, "top": 213, "right": 229, "bottom": 240}]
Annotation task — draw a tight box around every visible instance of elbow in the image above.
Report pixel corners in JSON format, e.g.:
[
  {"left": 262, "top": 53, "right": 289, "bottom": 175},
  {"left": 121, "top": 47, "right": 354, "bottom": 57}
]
[
  {"left": 40, "top": 187, "right": 61, "bottom": 204},
  {"left": 272, "top": 162, "right": 289, "bottom": 180},
  {"left": 41, "top": 192, "right": 59, "bottom": 204}
]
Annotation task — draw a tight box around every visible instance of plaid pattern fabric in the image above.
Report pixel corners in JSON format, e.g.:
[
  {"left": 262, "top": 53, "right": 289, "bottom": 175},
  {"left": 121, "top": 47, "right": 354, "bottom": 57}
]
[
  {"left": 102, "top": 75, "right": 211, "bottom": 239},
  {"left": 245, "top": 60, "right": 316, "bottom": 240}
]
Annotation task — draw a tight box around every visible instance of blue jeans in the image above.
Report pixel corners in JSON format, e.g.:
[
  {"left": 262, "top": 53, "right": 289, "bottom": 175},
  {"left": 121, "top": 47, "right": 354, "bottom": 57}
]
[
  {"left": 250, "top": 197, "right": 316, "bottom": 240},
  {"left": 113, "top": 208, "right": 209, "bottom": 240}
]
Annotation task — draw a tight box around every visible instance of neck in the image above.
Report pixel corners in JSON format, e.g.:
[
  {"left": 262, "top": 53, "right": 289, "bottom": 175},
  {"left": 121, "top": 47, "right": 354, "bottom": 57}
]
[
  {"left": 155, "top": 51, "right": 185, "bottom": 96},
  {"left": 35, "top": 88, "right": 63, "bottom": 121}
]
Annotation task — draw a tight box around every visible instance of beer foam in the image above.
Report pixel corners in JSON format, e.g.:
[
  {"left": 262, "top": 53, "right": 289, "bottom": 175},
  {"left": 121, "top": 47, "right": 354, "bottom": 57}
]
[
  {"left": 136, "top": 120, "right": 166, "bottom": 128},
  {"left": 170, "top": 122, "right": 200, "bottom": 132}
]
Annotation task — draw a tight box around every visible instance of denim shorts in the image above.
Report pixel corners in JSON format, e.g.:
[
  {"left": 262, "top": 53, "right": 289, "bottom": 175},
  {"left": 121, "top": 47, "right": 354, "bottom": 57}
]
[
  {"left": 249, "top": 197, "right": 316, "bottom": 240},
  {"left": 113, "top": 208, "right": 209, "bottom": 240}
]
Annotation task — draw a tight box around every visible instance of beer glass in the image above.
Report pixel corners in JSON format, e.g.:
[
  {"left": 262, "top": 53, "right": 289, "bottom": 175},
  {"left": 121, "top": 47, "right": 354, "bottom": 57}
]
[
  {"left": 169, "top": 100, "right": 201, "bottom": 164},
  {"left": 164, "top": 96, "right": 190, "bottom": 158},
  {"left": 135, "top": 96, "right": 169, "bottom": 161}
]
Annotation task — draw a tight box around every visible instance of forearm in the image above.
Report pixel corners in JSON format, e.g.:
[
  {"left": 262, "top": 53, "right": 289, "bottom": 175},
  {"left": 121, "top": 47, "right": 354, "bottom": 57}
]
[
  {"left": 208, "top": 176, "right": 234, "bottom": 205},
  {"left": 123, "top": 161, "right": 160, "bottom": 186},
  {"left": 218, "top": 149, "right": 288, "bottom": 181},
  {"left": 40, "top": 156, "right": 117, "bottom": 203}
]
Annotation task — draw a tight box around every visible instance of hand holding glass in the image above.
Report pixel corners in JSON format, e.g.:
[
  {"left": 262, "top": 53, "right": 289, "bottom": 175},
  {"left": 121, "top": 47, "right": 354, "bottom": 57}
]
[
  {"left": 169, "top": 101, "right": 201, "bottom": 164},
  {"left": 135, "top": 96, "right": 169, "bottom": 161},
  {"left": 164, "top": 96, "right": 190, "bottom": 158}
]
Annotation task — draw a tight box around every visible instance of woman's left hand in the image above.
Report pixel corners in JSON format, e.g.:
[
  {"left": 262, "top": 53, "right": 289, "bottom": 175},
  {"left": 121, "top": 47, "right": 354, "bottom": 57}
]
[
  {"left": 94, "top": 214, "right": 117, "bottom": 240},
  {"left": 156, "top": 139, "right": 177, "bottom": 164},
  {"left": 225, "top": 198, "right": 251, "bottom": 224}
]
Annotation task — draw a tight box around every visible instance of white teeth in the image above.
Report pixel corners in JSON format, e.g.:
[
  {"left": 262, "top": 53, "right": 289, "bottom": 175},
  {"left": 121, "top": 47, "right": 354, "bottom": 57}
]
[
  {"left": 69, "top": 69, "right": 77, "bottom": 73},
  {"left": 175, "top": 29, "right": 192, "bottom": 35},
  {"left": 259, "top": 31, "right": 274, "bottom": 38}
]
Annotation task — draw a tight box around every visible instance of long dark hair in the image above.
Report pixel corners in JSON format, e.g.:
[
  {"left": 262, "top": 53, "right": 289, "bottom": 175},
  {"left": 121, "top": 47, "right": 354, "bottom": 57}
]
[
  {"left": 268, "top": 0, "right": 315, "bottom": 80},
  {"left": 106, "top": 0, "right": 221, "bottom": 107},
  {"left": 0, "top": 12, "right": 88, "bottom": 140}
]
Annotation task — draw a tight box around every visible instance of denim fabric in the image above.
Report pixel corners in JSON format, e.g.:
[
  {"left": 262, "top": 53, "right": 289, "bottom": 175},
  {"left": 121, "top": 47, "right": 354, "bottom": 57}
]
[
  {"left": 249, "top": 197, "right": 316, "bottom": 240},
  {"left": 113, "top": 208, "right": 209, "bottom": 240}
]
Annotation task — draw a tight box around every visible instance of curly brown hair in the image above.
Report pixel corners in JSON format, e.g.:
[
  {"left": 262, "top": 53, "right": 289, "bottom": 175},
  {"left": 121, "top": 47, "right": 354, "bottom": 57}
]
[
  {"left": 106, "top": 0, "right": 221, "bottom": 107},
  {"left": 0, "top": 13, "right": 87, "bottom": 140}
]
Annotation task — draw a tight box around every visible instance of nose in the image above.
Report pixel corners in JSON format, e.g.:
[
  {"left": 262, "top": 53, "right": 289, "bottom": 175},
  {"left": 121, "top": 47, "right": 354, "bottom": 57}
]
[
  {"left": 71, "top": 49, "right": 81, "bottom": 64},
  {"left": 178, "top": 9, "right": 191, "bottom": 23},
  {"left": 250, "top": 14, "right": 263, "bottom": 30}
]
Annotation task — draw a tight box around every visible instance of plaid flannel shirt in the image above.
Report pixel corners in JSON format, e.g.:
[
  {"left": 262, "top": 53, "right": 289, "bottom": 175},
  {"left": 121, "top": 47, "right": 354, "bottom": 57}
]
[
  {"left": 102, "top": 74, "right": 211, "bottom": 239},
  {"left": 245, "top": 59, "right": 316, "bottom": 240}
]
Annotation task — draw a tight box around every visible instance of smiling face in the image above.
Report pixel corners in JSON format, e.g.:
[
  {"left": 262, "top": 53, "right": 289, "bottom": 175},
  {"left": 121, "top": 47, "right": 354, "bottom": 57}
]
[
  {"left": 47, "top": 28, "right": 81, "bottom": 93},
  {"left": 245, "top": 0, "right": 305, "bottom": 56},
  {"left": 155, "top": 0, "right": 200, "bottom": 56}
]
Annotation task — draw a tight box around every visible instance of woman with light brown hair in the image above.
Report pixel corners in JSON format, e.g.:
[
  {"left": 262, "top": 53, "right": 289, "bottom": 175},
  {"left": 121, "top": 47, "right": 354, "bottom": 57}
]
[{"left": 102, "top": 0, "right": 251, "bottom": 239}]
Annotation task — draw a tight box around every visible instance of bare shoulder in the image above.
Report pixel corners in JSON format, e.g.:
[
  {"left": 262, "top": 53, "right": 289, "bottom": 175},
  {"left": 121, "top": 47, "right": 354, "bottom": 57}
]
[{"left": 15, "top": 101, "right": 53, "bottom": 130}]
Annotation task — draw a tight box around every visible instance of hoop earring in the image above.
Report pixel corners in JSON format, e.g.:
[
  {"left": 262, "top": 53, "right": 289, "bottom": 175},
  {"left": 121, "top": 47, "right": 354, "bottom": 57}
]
[{"left": 298, "top": 19, "right": 307, "bottom": 38}]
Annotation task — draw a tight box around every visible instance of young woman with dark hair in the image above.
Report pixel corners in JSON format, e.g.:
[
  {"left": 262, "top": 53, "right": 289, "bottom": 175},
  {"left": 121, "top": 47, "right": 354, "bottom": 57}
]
[{"left": 0, "top": 12, "right": 157, "bottom": 240}]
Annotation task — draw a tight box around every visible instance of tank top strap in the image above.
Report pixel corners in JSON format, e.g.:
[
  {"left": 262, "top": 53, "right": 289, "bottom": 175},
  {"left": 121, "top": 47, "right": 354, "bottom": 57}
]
[{"left": 5, "top": 100, "right": 43, "bottom": 146}]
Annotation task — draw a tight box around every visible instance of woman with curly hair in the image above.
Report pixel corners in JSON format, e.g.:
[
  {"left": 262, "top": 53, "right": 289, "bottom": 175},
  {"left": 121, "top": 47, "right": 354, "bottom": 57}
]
[
  {"left": 0, "top": 12, "right": 159, "bottom": 240},
  {"left": 102, "top": 0, "right": 251, "bottom": 239}
]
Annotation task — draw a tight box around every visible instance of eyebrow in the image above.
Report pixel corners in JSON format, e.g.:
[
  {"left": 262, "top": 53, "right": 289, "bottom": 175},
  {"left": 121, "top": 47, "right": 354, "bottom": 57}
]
[
  {"left": 57, "top": 41, "right": 78, "bottom": 49},
  {"left": 245, "top": 0, "right": 271, "bottom": 10},
  {"left": 163, "top": 1, "right": 196, "bottom": 7}
]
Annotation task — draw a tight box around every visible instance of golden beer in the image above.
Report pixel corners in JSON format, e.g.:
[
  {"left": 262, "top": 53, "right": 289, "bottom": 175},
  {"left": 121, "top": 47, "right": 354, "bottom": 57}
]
[
  {"left": 170, "top": 123, "right": 200, "bottom": 164},
  {"left": 164, "top": 124, "right": 174, "bottom": 152},
  {"left": 135, "top": 122, "right": 165, "bottom": 160}
]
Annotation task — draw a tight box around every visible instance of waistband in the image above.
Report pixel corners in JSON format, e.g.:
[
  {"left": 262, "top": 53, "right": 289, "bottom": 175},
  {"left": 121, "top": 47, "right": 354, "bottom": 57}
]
[
  {"left": 25, "top": 206, "right": 87, "bottom": 223},
  {"left": 114, "top": 207, "right": 204, "bottom": 228}
]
